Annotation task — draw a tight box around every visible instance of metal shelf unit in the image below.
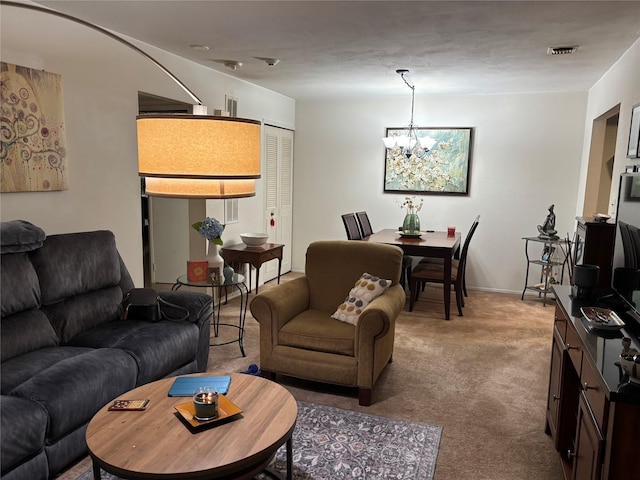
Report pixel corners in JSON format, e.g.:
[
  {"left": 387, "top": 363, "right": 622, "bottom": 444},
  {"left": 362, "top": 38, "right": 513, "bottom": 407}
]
[{"left": 521, "top": 236, "right": 569, "bottom": 306}]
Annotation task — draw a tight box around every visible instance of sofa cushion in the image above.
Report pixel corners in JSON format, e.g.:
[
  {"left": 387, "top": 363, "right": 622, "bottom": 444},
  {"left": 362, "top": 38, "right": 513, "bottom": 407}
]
[
  {"left": 0, "top": 220, "right": 45, "bottom": 254},
  {"left": 43, "top": 287, "right": 123, "bottom": 343},
  {"left": 10, "top": 348, "right": 138, "bottom": 441},
  {"left": 28, "top": 230, "right": 125, "bottom": 342},
  {"left": 1, "top": 311, "right": 59, "bottom": 363},
  {"left": 69, "top": 319, "right": 200, "bottom": 385},
  {"left": 279, "top": 309, "right": 355, "bottom": 356},
  {"left": 1, "top": 253, "right": 41, "bottom": 317},
  {"left": 29, "top": 230, "right": 121, "bottom": 305},
  {"left": 1, "top": 347, "right": 94, "bottom": 395},
  {"left": 0, "top": 395, "right": 48, "bottom": 477},
  {"left": 331, "top": 272, "right": 391, "bottom": 325}
]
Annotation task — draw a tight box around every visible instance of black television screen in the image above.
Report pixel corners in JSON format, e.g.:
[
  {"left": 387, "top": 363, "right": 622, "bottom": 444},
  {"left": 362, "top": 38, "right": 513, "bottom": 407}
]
[{"left": 612, "top": 171, "right": 640, "bottom": 322}]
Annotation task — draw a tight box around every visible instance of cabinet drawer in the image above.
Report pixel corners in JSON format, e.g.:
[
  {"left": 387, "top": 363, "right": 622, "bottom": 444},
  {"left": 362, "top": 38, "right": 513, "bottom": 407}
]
[
  {"left": 565, "top": 322, "right": 582, "bottom": 376},
  {"left": 581, "top": 359, "right": 607, "bottom": 433}
]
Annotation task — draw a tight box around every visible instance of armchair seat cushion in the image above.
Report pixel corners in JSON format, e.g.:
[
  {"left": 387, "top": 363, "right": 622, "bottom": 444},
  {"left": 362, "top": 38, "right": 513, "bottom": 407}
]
[{"left": 279, "top": 310, "right": 355, "bottom": 356}]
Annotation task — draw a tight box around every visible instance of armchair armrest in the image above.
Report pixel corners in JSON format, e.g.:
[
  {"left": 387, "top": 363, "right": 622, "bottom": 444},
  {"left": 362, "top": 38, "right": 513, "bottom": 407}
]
[
  {"left": 250, "top": 277, "right": 310, "bottom": 331},
  {"left": 355, "top": 284, "right": 406, "bottom": 384},
  {"left": 157, "top": 290, "right": 213, "bottom": 326},
  {"left": 356, "top": 284, "right": 406, "bottom": 341}
]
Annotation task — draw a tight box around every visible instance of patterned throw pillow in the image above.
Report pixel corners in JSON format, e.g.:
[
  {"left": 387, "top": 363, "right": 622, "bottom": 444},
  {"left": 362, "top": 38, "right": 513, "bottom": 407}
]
[{"left": 331, "top": 273, "right": 392, "bottom": 325}]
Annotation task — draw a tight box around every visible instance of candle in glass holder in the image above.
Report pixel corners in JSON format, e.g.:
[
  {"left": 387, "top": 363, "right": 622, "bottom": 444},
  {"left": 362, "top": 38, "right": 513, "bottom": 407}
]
[{"left": 193, "top": 387, "right": 219, "bottom": 421}]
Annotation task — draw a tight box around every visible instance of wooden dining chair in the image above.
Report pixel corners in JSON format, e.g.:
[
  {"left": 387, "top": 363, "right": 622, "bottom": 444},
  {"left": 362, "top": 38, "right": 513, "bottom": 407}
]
[
  {"left": 417, "top": 215, "right": 481, "bottom": 300},
  {"left": 356, "top": 210, "right": 413, "bottom": 289},
  {"left": 409, "top": 216, "right": 480, "bottom": 315},
  {"left": 341, "top": 213, "right": 363, "bottom": 240},
  {"left": 356, "top": 211, "right": 374, "bottom": 237}
]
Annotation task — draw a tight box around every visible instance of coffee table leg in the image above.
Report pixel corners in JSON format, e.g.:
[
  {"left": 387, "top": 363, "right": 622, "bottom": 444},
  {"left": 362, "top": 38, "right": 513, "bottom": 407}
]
[
  {"left": 286, "top": 436, "right": 292, "bottom": 480},
  {"left": 92, "top": 460, "right": 101, "bottom": 480},
  {"left": 260, "top": 436, "right": 292, "bottom": 480}
]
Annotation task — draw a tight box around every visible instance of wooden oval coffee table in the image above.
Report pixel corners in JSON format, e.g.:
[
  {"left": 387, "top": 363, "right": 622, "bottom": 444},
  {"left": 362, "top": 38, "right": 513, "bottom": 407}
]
[{"left": 86, "top": 373, "right": 297, "bottom": 480}]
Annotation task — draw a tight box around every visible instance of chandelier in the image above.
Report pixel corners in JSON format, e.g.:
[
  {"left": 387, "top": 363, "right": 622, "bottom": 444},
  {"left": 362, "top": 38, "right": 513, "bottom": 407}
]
[{"left": 382, "top": 69, "right": 435, "bottom": 159}]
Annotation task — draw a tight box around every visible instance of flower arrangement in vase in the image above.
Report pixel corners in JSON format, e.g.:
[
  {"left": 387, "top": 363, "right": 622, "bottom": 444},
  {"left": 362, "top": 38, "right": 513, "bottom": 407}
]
[
  {"left": 192, "top": 217, "right": 225, "bottom": 282},
  {"left": 400, "top": 196, "right": 423, "bottom": 235}
]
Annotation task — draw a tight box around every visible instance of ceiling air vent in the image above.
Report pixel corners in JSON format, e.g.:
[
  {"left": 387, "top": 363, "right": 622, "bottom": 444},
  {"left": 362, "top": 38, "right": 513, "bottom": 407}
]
[{"left": 547, "top": 45, "right": 579, "bottom": 55}]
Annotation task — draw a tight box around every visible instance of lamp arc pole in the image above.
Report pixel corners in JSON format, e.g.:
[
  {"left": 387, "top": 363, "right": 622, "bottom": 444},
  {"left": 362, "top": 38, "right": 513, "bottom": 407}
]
[{"left": 0, "top": 0, "right": 202, "bottom": 106}]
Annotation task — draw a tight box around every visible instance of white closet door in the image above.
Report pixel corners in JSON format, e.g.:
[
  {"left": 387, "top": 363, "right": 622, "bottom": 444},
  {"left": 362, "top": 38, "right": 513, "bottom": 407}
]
[{"left": 262, "top": 125, "right": 293, "bottom": 283}]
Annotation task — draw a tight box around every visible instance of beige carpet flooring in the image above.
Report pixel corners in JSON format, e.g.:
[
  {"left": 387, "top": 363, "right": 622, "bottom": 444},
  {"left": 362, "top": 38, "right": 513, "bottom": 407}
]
[{"left": 56, "top": 273, "right": 564, "bottom": 480}]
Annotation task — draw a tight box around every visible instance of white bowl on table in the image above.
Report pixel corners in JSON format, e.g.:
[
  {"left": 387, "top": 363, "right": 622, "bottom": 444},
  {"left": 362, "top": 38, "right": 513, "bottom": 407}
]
[{"left": 240, "top": 233, "right": 269, "bottom": 246}]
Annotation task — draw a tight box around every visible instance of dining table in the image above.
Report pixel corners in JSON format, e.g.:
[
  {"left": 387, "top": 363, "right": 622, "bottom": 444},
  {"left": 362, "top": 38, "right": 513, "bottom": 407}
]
[{"left": 363, "top": 229, "right": 462, "bottom": 319}]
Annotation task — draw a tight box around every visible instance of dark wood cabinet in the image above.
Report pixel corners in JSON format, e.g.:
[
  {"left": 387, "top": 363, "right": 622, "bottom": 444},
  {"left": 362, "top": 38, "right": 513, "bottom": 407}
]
[
  {"left": 573, "top": 217, "right": 615, "bottom": 291},
  {"left": 546, "top": 286, "right": 640, "bottom": 480},
  {"left": 572, "top": 394, "right": 604, "bottom": 480}
]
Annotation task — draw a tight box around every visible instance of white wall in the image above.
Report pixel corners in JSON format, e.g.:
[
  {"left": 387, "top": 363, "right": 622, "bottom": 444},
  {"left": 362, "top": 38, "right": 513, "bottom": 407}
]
[
  {"left": 2, "top": 5, "right": 638, "bottom": 293},
  {"left": 293, "top": 92, "right": 587, "bottom": 293},
  {"left": 0, "top": 6, "right": 295, "bottom": 285},
  {"left": 576, "top": 39, "right": 640, "bottom": 216}
]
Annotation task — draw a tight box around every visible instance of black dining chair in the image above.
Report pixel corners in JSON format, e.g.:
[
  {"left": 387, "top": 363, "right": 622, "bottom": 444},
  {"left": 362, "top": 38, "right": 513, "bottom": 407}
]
[
  {"left": 356, "top": 211, "right": 374, "bottom": 238},
  {"left": 341, "top": 213, "right": 363, "bottom": 240},
  {"left": 356, "top": 210, "right": 412, "bottom": 290},
  {"left": 409, "top": 215, "right": 480, "bottom": 316},
  {"left": 417, "top": 215, "right": 481, "bottom": 301}
]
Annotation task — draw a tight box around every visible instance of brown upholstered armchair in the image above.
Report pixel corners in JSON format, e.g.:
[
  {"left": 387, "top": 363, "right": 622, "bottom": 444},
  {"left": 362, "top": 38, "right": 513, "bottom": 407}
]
[{"left": 250, "top": 240, "right": 406, "bottom": 405}]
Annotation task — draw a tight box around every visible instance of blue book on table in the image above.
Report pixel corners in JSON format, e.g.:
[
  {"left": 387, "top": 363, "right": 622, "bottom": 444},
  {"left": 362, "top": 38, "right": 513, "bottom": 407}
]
[{"left": 167, "top": 375, "right": 231, "bottom": 396}]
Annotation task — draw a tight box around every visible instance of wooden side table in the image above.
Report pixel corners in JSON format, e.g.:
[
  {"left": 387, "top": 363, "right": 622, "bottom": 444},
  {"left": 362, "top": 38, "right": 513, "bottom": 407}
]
[{"left": 221, "top": 243, "right": 284, "bottom": 294}]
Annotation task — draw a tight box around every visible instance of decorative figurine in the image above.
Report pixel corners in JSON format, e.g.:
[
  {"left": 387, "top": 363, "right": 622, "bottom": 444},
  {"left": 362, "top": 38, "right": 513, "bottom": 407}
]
[
  {"left": 537, "top": 204, "right": 559, "bottom": 240},
  {"left": 223, "top": 265, "right": 235, "bottom": 282}
]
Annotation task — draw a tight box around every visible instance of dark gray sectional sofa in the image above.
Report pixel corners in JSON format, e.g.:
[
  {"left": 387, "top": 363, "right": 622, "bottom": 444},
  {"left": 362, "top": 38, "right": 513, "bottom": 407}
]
[{"left": 0, "top": 221, "right": 213, "bottom": 480}]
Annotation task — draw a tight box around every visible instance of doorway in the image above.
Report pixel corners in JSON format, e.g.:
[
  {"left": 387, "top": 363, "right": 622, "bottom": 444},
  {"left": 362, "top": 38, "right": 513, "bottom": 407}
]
[
  {"left": 138, "top": 92, "right": 193, "bottom": 286},
  {"left": 583, "top": 105, "right": 619, "bottom": 216}
]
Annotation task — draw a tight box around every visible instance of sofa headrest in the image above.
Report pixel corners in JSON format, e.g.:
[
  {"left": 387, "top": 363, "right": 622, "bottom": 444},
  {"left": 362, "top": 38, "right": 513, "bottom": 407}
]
[{"left": 1, "top": 220, "right": 46, "bottom": 254}]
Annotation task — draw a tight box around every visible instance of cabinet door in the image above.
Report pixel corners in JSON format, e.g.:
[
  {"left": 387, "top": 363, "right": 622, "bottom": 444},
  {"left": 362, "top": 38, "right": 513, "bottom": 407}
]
[
  {"left": 546, "top": 327, "right": 564, "bottom": 441},
  {"left": 547, "top": 325, "right": 581, "bottom": 459},
  {"left": 572, "top": 393, "right": 603, "bottom": 480}
]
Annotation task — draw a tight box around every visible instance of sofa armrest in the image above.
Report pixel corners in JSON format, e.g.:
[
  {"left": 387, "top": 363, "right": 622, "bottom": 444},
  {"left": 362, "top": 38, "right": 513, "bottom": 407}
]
[
  {"left": 250, "top": 277, "right": 310, "bottom": 331},
  {"left": 157, "top": 290, "right": 213, "bottom": 325}
]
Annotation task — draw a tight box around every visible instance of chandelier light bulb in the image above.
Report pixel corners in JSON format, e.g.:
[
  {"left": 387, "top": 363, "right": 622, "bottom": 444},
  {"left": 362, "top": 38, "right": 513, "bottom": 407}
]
[
  {"left": 419, "top": 136, "right": 436, "bottom": 150},
  {"left": 382, "top": 137, "right": 397, "bottom": 148}
]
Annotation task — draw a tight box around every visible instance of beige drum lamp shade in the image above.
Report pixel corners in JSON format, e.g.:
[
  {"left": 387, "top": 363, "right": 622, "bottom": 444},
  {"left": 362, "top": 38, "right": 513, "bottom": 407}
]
[
  {"left": 144, "top": 178, "right": 255, "bottom": 199},
  {"left": 137, "top": 115, "right": 261, "bottom": 179}
]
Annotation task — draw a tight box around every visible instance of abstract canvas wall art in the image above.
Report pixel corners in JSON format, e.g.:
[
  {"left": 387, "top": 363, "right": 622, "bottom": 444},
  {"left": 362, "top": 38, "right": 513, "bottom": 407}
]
[{"left": 1, "top": 62, "right": 68, "bottom": 192}]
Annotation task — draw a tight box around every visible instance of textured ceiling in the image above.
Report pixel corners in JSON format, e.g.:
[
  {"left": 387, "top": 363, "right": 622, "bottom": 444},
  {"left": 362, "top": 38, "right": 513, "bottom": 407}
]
[{"left": 25, "top": 1, "right": 640, "bottom": 99}]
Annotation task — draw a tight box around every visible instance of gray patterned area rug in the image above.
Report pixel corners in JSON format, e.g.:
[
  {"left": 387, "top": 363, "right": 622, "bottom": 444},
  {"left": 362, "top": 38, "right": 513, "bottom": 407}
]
[{"left": 78, "top": 400, "right": 442, "bottom": 480}]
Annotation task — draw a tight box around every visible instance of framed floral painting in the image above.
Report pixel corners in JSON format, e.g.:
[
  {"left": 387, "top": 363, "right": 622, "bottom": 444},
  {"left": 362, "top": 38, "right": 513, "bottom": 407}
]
[
  {"left": 383, "top": 127, "right": 473, "bottom": 195},
  {"left": 627, "top": 103, "right": 640, "bottom": 159}
]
